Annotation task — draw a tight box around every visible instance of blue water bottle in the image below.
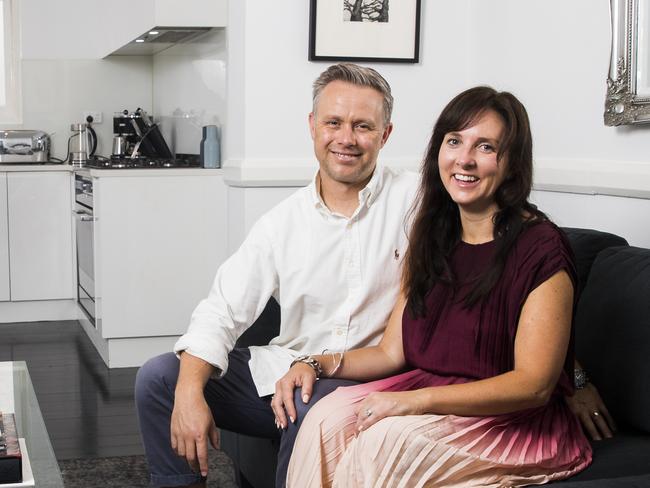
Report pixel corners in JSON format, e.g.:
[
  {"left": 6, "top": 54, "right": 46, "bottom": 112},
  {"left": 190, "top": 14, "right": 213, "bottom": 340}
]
[{"left": 200, "top": 125, "right": 221, "bottom": 168}]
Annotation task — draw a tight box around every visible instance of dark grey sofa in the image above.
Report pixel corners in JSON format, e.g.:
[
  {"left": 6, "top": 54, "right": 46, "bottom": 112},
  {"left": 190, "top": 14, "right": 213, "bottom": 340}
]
[{"left": 221, "top": 227, "right": 650, "bottom": 487}]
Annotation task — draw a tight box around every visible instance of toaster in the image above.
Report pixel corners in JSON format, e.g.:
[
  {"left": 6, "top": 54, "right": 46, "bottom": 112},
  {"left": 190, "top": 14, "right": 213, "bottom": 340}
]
[{"left": 0, "top": 130, "right": 50, "bottom": 163}]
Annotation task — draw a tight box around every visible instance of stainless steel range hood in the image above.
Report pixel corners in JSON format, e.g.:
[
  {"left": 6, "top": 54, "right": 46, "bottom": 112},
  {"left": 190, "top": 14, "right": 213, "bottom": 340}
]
[{"left": 110, "top": 27, "right": 214, "bottom": 56}]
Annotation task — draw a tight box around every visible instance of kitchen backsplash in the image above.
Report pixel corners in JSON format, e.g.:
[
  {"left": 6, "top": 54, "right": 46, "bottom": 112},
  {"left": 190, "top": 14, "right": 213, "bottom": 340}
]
[{"left": 2, "top": 57, "right": 152, "bottom": 160}]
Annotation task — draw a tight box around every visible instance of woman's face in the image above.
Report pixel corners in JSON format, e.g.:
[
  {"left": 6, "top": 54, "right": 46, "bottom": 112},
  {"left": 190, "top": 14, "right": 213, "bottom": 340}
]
[{"left": 438, "top": 110, "right": 508, "bottom": 215}]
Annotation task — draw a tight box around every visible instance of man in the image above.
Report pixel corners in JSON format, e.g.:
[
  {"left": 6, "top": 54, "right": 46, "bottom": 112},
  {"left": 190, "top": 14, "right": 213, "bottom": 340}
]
[
  {"left": 135, "top": 63, "right": 419, "bottom": 488},
  {"left": 136, "top": 64, "right": 615, "bottom": 488}
]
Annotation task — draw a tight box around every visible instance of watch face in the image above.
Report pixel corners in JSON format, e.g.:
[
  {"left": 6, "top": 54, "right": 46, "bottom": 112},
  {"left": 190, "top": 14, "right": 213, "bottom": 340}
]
[{"left": 574, "top": 368, "right": 588, "bottom": 389}]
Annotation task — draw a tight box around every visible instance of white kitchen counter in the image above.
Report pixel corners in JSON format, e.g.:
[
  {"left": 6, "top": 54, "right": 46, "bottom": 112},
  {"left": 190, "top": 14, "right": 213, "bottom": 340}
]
[
  {"left": 0, "top": 165, "right": 222, "bottom": 177},
  {"left": 0, "top": 164, "right": 73, "bottom": 172},
  {"left": 86, "top": 167, "right": 222, "bottom": 177}
]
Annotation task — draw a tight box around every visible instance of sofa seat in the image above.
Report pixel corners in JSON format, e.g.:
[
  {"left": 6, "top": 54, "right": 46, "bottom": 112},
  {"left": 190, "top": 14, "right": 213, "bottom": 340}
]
[
  {"left": 552, "top": 430, "right": 650, "bottom": 485},
  {"left": 221, "top": 228, "right": 650, "bottom": 487}
]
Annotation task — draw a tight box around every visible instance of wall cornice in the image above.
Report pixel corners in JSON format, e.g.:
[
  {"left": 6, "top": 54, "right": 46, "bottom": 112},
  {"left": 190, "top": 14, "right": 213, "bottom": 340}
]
[
  {"left": 533, "top": 158, "right": 650, "bottom": 199},
  {"left": 222, "top": 157, "right": 650, "bottom": 199}
]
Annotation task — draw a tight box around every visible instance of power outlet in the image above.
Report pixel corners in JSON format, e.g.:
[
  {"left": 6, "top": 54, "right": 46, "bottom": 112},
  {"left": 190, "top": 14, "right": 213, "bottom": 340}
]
[{"left": 83, "top": 111, "right": 103, "bottom": 124}]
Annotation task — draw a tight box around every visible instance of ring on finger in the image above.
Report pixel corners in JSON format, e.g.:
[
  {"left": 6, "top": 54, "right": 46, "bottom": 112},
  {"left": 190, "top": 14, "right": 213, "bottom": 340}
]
[
  {"left": 592, "top": 411, "right": 600, "bottom": 417},
  {"left": 365, "top": 408, "right": 372, "bottom": 417}
]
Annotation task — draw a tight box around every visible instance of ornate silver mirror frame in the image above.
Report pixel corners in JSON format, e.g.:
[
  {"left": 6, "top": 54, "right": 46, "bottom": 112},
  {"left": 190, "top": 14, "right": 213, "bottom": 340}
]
[{"left": 605, "top": 0, "right": 650, "bottom": 125}]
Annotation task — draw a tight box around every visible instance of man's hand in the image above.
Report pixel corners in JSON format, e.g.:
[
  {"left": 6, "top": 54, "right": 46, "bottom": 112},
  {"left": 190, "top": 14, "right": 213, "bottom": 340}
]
[
  {"left": 566, "top": 383, "right": 616, "bottom": 440},
  {"left": 171, "top": 352, "right": 218, "bottom": 476},
  {"left": 271, "top": 363, "right": 317, "bottom": 429},
  {"left": 170, "top": 389, "right": 219, "bottom": 477}
]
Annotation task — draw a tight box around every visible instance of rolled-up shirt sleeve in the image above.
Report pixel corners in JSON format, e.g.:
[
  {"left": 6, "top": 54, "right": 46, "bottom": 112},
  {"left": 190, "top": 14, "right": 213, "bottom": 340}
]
[{"left": 173, "top": 214, "right": 278, "bottom": 377}]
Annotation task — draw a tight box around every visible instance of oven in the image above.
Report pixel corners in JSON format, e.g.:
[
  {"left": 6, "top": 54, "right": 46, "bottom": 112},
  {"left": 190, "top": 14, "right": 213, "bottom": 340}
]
[{"left": 74, "top": 172, "right": 96, "bottom": 325}]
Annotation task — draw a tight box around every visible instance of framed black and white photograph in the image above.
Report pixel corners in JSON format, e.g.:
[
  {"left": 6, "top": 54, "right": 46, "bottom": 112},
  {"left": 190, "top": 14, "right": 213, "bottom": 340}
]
[{"left": 309, "top": 0, "right": 421, "bottom": 63}]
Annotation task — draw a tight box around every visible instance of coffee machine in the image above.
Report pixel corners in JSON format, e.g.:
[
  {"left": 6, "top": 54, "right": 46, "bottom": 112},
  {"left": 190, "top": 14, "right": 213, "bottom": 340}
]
[{"left": 112, "top": 108, "right": 172, "bottom": 159}]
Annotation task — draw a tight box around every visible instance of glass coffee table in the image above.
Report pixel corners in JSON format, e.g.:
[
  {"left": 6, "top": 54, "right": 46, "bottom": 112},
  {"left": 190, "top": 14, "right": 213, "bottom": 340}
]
[{"left": 1, "top": 361, "right": 63, "bottom": 487}]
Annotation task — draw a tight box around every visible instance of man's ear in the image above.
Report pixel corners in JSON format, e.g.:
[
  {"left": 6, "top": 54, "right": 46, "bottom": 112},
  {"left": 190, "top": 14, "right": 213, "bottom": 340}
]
[
  {"left": 380, "top": 122, "right": 394, "bottom": 147},
  {"left": 309, "top": 112, "right": 316, "bottom": 140}
]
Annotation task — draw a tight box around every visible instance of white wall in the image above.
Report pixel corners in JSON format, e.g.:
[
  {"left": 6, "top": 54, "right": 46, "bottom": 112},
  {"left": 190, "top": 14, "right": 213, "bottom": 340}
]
[
  {"left": 531, "top": 190, "right": 650, "bottom": 248},
  {"left": 225, "top": 0, "right": 470, "bottom": 177},
  {"left": 153, "top": 29, "right": 227, "bottom": 157},
  {"left": 225, "top": 0, "right": 650, "bottom": 249}
]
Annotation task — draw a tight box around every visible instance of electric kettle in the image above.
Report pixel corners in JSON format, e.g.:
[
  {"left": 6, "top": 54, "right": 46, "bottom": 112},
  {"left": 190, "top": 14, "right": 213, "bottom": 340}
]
[{"left": 69, "top": 122, "right": 97, "bottom": 166}]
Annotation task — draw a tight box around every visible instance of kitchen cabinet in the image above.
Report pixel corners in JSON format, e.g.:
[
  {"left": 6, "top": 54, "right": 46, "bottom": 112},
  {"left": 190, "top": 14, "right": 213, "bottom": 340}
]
[
  {"left": 21, "top": 0, "right": 227, "bottom": 60},
  {"left": 106, "top": 0, "right": 228, "bottom": 56},
  {"left": 0, "top": 173, "right": 9, "bottom": 301},
  {"left": 6, "top": 172, "right": 74, "bottom": 301},
  {"left": 82, "top": 169, "right": 228, "bottom": 368}
]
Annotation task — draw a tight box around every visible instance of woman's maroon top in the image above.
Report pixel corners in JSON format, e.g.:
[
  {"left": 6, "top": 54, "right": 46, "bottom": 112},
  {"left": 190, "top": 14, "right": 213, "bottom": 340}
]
[{"left": 402, "top": 221, "right": 577, "bottom": 395}]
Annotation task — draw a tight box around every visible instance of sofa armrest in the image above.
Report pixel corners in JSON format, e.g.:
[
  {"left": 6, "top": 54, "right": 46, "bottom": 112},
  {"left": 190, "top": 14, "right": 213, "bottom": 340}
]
[{"left": 574, "top": 246, "right": 650, "bottom": 433}]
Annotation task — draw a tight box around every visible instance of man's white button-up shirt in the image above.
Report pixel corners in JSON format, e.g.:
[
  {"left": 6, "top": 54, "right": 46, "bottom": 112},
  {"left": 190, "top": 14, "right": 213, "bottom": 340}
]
[{"left": 173, "top": 165, "right": 419, "bottom": 396}]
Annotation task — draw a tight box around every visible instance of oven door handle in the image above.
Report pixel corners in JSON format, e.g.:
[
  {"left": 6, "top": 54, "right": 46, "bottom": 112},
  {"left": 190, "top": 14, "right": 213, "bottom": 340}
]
[{"left": 73, "top": 210, "right": 96, "bottom": 222}]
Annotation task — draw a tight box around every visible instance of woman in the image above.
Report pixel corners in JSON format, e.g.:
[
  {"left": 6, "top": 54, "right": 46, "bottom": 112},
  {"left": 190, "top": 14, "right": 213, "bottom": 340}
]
[{"left": 278, "top": 87, "right": 592, "bottom": 487}]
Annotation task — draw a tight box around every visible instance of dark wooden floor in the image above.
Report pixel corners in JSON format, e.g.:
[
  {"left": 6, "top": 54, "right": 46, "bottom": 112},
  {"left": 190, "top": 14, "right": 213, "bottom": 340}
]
[{"left": 0, "top": 320, "right": 144, "bottom": 460}]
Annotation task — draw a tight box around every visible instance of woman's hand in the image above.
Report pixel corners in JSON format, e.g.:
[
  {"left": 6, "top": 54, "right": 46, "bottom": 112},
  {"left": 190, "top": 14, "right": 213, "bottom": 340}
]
[
  {"left": 566, "top": 383, "right": 616, "bottom": 440},
  {"left": 271, "top": 363, "right": 317, "bottom": 429},
  {"left": 354, "top": 391, "right": 422, "bottom": 433}
]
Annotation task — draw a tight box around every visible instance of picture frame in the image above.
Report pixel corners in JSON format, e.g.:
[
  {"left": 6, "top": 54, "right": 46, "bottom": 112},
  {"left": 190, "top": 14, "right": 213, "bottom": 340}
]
[{"left": 308, "top": 0, "right": 421, "bottom": 63}]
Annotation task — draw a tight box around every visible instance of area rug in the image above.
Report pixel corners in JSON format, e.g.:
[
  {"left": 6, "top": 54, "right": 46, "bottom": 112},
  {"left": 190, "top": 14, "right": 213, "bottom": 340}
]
[{"left": 58, "top": 450, "right": 238, "bottom": 488}]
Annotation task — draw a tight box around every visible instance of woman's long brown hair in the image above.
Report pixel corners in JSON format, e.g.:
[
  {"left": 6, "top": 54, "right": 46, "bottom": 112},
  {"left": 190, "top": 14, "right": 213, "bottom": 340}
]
[{"left": 402, "top": 86, "right": 546, "bottom": 318}]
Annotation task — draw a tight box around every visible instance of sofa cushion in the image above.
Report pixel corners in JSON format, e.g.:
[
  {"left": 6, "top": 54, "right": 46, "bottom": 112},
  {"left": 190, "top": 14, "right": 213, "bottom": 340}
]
[
  {"left": 551, "top": 431, "right": 650, "bottom": 484},
  {"left": 574, "top": 246, "right": 650, "bottom": 433},
  {"left": 552, "top": 473, "right": 650, "bottom": 487},
  {"left": 561, "top": 227, "right": 628, "bottom": 297},
  {"left": 234, "top": 297, "right": 281, "bottom": 348}
]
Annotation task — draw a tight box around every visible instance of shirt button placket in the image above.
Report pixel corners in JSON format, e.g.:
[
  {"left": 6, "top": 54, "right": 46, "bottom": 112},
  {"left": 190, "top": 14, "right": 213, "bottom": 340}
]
[{"left": 345, "top": 217, "right": 361, "bottom": 348}]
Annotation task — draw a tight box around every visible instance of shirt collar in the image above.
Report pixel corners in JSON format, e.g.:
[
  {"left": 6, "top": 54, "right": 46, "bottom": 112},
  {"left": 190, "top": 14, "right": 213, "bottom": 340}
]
[{"left": 309, "top": 164, "right": 385, "bottom": 212}]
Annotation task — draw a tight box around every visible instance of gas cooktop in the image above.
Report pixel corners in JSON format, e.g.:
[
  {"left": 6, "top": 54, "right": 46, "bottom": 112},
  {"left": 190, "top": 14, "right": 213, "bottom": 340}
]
[{"left": 84, "top": 156, "right": 201, "bottom": 169}]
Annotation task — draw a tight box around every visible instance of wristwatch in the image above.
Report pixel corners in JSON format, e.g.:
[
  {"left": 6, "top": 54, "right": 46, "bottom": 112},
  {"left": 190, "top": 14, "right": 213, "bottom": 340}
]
[
  {"left": 290, "top": 355, "right": 323, "bottom": 378},
  {"left": 574, "top": 367, "right": 589, "bottom": 390}
]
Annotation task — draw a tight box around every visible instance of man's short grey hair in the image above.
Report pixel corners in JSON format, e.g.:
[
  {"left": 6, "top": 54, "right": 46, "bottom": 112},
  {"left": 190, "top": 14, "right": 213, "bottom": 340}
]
[{"left": 312, "top": 63, "right": 393, "bottom": 126}]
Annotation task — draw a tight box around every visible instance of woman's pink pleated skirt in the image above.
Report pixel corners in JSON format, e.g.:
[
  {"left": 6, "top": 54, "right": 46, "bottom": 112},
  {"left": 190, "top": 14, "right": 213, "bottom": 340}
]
[{"left": 287, "top": 369, "right": 592, "bottom": 488}]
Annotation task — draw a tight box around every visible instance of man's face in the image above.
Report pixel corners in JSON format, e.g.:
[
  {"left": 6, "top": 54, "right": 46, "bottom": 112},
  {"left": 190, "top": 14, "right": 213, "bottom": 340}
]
[{"left": 309, "top": 81, "right": 392, "bottom": 189}]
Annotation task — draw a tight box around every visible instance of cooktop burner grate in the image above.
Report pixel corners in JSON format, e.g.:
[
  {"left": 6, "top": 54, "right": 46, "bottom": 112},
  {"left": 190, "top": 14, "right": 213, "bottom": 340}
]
[{"left": 85, "top": 156, "right": 201, "bottom": 169}]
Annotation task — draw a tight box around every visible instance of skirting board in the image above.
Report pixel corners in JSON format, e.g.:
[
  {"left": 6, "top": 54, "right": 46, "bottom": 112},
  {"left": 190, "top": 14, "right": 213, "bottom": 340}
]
[
  {"left": 105, "top": 335, "right": 180, "bottom": 368},
  {"left": 0, "top": 300, "right": 78, "bottom": 323},
  {"left": 222, "top": 157, "right": 650, "bottom": 199},
  {"left": 79, "top": 310, "right": 180, "bottom": 368}
]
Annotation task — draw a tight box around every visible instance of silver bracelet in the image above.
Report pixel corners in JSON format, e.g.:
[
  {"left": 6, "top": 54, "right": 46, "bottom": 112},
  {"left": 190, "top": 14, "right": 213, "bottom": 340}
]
[
  {"left": 290, "top": 354, "right": 322, "bottom": 378},
  {"left": 323, "top": 349, "right": 344, "bottom": 378}
]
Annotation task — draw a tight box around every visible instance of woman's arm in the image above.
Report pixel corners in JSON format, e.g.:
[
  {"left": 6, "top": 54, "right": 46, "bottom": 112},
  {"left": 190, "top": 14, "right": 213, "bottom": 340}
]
[
  {"left": 355, "top": 270, "right": 574, "bottom": 431},
  {"left": 325, "top": 292, "right": 408, "bottom": 380},
  {"left": 271, "top": 293, "right": 408, "bottom": 428}
]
